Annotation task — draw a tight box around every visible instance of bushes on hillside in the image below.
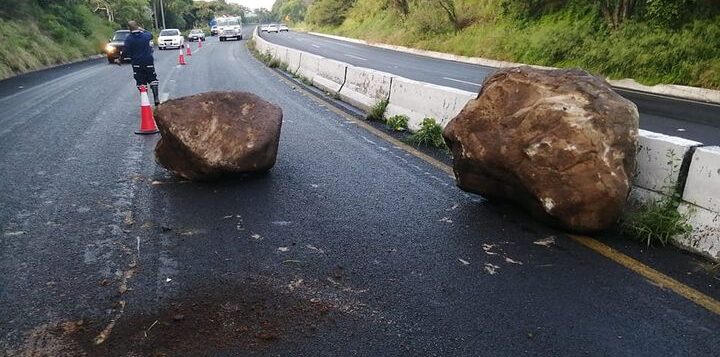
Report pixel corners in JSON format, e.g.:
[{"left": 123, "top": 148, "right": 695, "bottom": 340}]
[{"left": 306, "top": 0, "right": 356, "bottom": 26}]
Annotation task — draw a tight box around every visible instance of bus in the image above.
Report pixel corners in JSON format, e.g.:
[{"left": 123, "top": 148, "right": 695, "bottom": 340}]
[{"left": 216, "top": 16, "right": 243, "bottom": 41}]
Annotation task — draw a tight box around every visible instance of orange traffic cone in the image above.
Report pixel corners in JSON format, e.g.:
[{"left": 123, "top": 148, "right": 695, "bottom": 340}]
[
  {"left": 135, "top": 85, "right": 159, "bottom": 135},
  {"left": 178, "top": 47, "right": 186, "bottom": 65},
  {"left": 186, "top": 43, "right": 192, "bottom": 56},
  {"left": 198, "top": 38, "right": 202, "bottom": 48}
]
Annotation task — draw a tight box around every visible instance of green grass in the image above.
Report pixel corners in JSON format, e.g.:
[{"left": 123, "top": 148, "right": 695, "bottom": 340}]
[
  {"left": 366, "top": 99, "right": 388, "bottom": 121},
  {"left": 299, "top": 75, "right": 313, "bottom": 86},
  {"left": 408, "top": 118, "right": 448, "bottom": 150},
  {"left": 268, "top": 57, "right": 281, "bottom": 68},
  {"left": 0, "top": 6, "right": 114, "bottom": 79},
  {"left": 307, "top": 0, "right": 720, "bottom": 89},
  {"left": 386, "top": 114, "right": 409, "bottom": 131},
  {"left": 622, "top": 196, "right": 692, "bottom": 246}
]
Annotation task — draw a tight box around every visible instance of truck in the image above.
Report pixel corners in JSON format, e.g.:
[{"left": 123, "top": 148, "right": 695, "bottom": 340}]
[{"left": 217, "top": 16, "right": 243, "bottom": 41}]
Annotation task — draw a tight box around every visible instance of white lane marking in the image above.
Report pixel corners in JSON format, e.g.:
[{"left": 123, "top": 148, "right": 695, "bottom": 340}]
[
  {"left": 330, "top": 42, "right": 355, "bottom": 48},
  {"left": 345, "top": 54, "right": 368, "bottom": 61},
  {"left": 311, "top": 44, "right": 321, "bottom": 48},
  {"left": 175, "top": 65, "right": 181, "bottom": 68},
  {"left": 443, "top": 77, "right": 481, "bottom": 86}
]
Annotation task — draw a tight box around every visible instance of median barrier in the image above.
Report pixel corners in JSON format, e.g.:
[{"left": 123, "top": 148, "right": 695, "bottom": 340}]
[
  {"left": 677, "top": 146, "right": 720, "bottom": 260},
  {"left": 682, "top": 146, "right": 720, "bottom": 212},
  {"left": 296, "top": 52, "right": 322, "bottom": 82},
  {"left": 286, "top": 49, "right": 302, "bottom": 73},
  {"left": 338, "top": 66, "right": 393, "bottom": 111},
  {"left": 634, "top": 130, "right": 702, "bottom": 195},
  {"left": 386, "top": 77, "right": 475, "bottom": 130},
  {"left": 312, "top": 58, "right": 347, "bottom": 93},
  {"left": 676, "top": 203, "right": 720, "bottom": 261}
]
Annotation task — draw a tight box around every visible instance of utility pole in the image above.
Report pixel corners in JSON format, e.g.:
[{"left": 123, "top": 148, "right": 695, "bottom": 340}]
[
  {"left": 159, "top": 0, "right": 166, "bottom": 29},
  {"left": 153, "top": 0, "right": 159, "bottom": 30}
]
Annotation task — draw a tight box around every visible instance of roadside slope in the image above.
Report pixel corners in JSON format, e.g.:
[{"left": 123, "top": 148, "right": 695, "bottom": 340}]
[{"left": 0, "top": 4, "right": 114, "bottom": 79}]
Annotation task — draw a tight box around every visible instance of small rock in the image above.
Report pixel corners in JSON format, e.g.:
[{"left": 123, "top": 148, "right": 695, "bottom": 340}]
[{"left": 172, "top": 313, "right": 185, "bottom": 321}]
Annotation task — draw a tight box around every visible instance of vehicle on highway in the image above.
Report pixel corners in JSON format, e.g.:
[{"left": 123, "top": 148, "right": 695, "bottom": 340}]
[
  {"left": 105, "top": 30, "right": 154, "bottom": 64},
  {"left": 217, "top": 16, "right": 243, "bottom": 41},
  {"left": 105, "top": 30, "right": 131, "bottom": 63},
  {"left": 210, "top": 25, "right": 219, "bottom": 36},
  {"left": 267, "top": 24, "right": 279, "bottom": 33},
  {"left": 158, "top": 29, "right": 184, "bottom": 50},
  {"left": 219, "top": 28, "right": 241, "bottom": 41},
  {"left": 187, "top": 29, "right": 206, "bottom": 42},
  {"left": 260, "top": 24, "right": 268, "bottom": 32},
  {"left": 278, "top": 24, "right": 289, "bottom": 32}
]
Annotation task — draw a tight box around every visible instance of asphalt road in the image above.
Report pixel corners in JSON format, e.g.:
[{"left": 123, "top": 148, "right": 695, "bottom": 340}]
[
  {"left": 259, "top": 30, "right": 720, "bottom": 145},
  {"left": 1, "top": 29, "right": 719, "bottom": 356}
]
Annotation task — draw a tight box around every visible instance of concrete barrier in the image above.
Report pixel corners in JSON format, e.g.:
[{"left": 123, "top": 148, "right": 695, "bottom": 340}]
[
  {"left": 312, "top": 58, "right": 347, "bottom": 93},
  {"left": 296, "top": 52, "right": 322, "bottom": 82},
  {"left": 386, "top": 77, "right": 475, "bottom": 130},
  {"left": 634, "top": 130, "right": 702, "bottom": 195},
  {"left": 339, "top": 66, "right": 393, "bottom": 111},
  {"left": 682, "top": 146, "right": 720, "bottom": 212},
  {"left": 675, "top": 203, "right": 720, "bottom": 261},
  {"left": 286, "top": 49, "right": 302, "bottom": 73}
]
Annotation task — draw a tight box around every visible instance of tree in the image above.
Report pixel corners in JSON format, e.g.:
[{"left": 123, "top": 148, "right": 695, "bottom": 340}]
[
  {"left": 306, "top": 0, "right": 355, "bottom": 26},
  {"left": 388, "top": 0, "right": 409, "bottom": 16},
  {"left": 643, "top": 0, "right": 696, "bottom": 26},
  {"left": 597, "top": 0, "right": 637, "bottom": 29},
  {"left": 273, "top": 0, "right": 307, "bottom": 23}
]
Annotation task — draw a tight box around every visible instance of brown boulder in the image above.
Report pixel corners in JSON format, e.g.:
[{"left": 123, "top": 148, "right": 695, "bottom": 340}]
[
  {"left": 443, "top": 67, "right": 639, "bottom": 232},
  {"left": 155, "top": 92, "right": 282, "bottom": 180}
]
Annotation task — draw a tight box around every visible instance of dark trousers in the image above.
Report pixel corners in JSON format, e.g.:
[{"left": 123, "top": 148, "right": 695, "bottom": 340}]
[{"left": 132, "top": 64, "right": 158, "bottom": 87}]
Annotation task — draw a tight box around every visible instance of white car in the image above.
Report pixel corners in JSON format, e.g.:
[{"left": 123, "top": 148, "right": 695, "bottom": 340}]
[
  {"left": 278, "top": 24, "right": 289, "bottom": 32},
  {"left": 267, "top": 24, "right": 279, "bottom": 33},
  {"left": 260, "top": 24, "right": 268, "bottom": 32},
  {"left": 158, "top": 29, "right": 184, "bottom": 50}
]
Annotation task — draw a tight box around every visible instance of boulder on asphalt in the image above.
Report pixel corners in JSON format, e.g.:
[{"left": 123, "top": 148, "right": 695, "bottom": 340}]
[
  {"left": 443, "top": 67, "right": 639, "bottom": 232},
  {"left": 155, "top": 91, "right": 282, "bottom": 180}
]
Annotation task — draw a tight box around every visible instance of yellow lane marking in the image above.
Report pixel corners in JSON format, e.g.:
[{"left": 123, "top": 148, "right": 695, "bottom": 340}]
[
  {"left": 570, "top": 235, "right": 720, "bottom": 315},
  {"left": 263, "top": 58, "right": 720, "bottom": 316}
]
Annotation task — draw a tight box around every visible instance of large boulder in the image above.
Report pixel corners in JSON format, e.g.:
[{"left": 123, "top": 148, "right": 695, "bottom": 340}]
[
  {"left": 155, "top": 92, "right": 282, "bottom": 180},
  {"left": 443, "top": 67, "right": 639, "bottom": 232}
]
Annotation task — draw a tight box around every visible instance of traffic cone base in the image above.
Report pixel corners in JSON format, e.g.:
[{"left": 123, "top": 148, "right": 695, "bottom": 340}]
[
  {"left": 178, "top": 48, "right": 186, "bottom": 65},
  {"left": 135, "top": 85, "right": 160, "bottom": 135}
]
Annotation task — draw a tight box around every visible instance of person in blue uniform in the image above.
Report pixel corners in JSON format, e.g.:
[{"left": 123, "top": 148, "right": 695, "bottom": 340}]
[{"left": 123, "top": 21, "right": 160, "bottom": 106}]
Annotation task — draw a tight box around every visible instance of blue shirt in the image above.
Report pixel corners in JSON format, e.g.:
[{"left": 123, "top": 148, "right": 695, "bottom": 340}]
[{"left": 123, "top": 30, "right": 154, "bottom": 65}]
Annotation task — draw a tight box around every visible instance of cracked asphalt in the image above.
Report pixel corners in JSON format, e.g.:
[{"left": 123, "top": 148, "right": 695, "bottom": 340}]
[{"left": 1, "top": 28, "right": 719, "bottom": 356}]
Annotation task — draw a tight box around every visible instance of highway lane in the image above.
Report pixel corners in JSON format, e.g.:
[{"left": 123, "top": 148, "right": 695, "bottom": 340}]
[
  {"left": 259, "top": 30, "right": 720, "bottom": 145},
  {"left": 1, "top": 32, "right": 719, "bottom": 355}
]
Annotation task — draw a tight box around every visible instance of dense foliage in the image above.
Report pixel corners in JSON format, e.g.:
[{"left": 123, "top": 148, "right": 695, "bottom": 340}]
[
  {"left": 0, "top": 0, "right": 259, "bottom": 79},
  {"left": 291, "top": 0, "right": 720, "bottom": 88}
]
